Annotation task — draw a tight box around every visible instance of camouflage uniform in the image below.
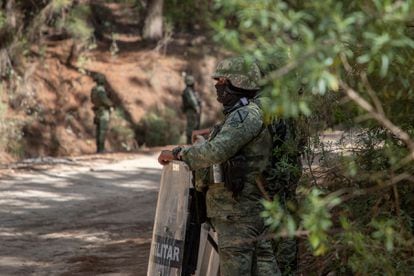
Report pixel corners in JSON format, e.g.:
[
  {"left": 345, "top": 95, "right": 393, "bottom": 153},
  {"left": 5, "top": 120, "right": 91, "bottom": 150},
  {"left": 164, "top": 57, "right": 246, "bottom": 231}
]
[
  {"left": 91, "top": 74, "right": 113, "bottom": 153},
  {"left": 182, "top": 75, "right": 201, "bottom": 144},
  {"left": 180, "top": 58, "right": 281, "bottom": 275}
]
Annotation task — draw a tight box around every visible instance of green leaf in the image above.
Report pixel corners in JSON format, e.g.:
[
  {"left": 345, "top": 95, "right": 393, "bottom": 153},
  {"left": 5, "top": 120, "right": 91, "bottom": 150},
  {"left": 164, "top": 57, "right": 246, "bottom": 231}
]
[
  {"left": 286, "top": 217, "right": 297, "bottom": 236},
  {"left": 309, "top": 233, "right": 320, "bottom": 248},
  {"left": 324, "top": 72, "right": 339, "bottom": 91},
  {"left": 357, "top": 54, "right": 371, "bottom": 64},
  {"left": 380, "top": 54, "right": 389, "bottom": 77}
]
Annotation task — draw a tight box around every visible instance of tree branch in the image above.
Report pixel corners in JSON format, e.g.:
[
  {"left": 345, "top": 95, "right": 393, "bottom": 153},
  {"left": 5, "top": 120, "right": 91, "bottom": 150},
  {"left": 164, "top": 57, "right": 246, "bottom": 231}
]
[
  {"left": 333, "top": 172, "right": 414, "bottom": 203},
  {"left": 339, "top": 80, "right": 414, "bottom": 157},
  {"left": 360, "top": 72, "right": 384, "bottom": 116}
]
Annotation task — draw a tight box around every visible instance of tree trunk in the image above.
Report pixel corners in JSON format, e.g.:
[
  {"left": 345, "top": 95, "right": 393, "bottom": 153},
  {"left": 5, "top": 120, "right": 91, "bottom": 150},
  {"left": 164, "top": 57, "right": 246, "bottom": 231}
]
[
  {"left": 6, "top": 0, "right": 16, "bottom": 28},
  {"left": 142, "top": 0, "right": 164, "bottom": 41}
]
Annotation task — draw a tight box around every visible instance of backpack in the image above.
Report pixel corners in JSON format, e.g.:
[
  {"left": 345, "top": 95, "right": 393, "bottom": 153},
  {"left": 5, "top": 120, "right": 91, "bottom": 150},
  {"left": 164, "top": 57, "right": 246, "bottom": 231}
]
[{"left": 264, "top": 117, "right": 304, "bottom": 200}]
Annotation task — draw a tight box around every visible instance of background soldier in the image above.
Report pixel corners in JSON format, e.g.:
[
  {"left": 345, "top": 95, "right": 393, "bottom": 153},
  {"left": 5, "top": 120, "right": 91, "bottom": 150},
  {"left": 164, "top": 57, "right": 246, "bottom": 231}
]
[
  {"left": 159, "top": 57, "right": 280, "bottom": 275},
  {"left": 182, "top": 74, "right": 201, "bottom": 144},
  {"left": 91, "top": 73, "right": 113, "bottom": 153}
]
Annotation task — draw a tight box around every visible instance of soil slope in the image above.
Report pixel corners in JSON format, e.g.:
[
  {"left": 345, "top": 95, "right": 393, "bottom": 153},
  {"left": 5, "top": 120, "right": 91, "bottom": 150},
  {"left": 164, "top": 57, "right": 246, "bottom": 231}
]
[{"left": 2, "top": 1, "right": 221, "bottom": 162}]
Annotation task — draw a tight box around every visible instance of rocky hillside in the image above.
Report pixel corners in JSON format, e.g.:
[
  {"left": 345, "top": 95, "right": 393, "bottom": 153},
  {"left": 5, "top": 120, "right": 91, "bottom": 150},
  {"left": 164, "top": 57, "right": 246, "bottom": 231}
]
[{"left": 1, "top": 2, "right": 222, "bottom": 163}]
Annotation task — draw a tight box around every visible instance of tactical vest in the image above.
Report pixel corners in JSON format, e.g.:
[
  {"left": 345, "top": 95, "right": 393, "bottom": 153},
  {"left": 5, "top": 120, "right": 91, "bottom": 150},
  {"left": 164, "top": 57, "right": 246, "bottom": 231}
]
[
  {"left": 182, "top": 87, "right": 200, "bottom": 112},
  {"left": 91, "top": 85, "right": 111, "bottom": 108}
]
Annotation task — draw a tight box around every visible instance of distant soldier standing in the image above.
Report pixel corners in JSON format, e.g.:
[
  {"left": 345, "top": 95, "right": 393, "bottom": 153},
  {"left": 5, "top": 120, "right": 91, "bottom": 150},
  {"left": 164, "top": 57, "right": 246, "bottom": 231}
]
[
  {"left": 182, "top": 74, "right": 201, "bottom": 144},
  {"left": 91, "top": 74, "right": 113, "bottom": 153}
]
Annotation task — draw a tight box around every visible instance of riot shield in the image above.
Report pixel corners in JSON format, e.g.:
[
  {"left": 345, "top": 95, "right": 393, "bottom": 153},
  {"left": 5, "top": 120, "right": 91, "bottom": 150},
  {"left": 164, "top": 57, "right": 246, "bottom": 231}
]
[
  {"left": 148, "top": 161, "right": 192, "bottom": 276},
  {"left": 195, "top": 223, "right": 220, "bottom": 276}
]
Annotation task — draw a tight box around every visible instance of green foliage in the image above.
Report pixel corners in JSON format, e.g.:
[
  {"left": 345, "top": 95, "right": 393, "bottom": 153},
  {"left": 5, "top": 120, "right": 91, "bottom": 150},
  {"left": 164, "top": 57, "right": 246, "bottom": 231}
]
[
  {"left": 102, "top": 0, "right": 136, "bottom": 3},
  {"left": 59, "top": 4, "right": 93, "bottom": 42},
  {"left": 340, "top": 215, "right": 414, "bottom": 274},
  {"left": 109, "top": 108, "right": 136, "bottom": 152},
  {"left": 0, "top": 11, "right": 5, "bottom": 29},
  {"left": 213, "top": 0, "right": 414, "bottom": 118},
  {"left": 0, "top": 84, "right": 24, "bottom": 157},
  {"left": 75, "top": 54, "right": 90, "bottom": 74},
  {"left": 302, "top": 189, "right": 341, "bottom": 255},
  {"left": 263, "top": 188, "right": 341, "bottom": 256},
  {"left": 51, "top": 0, "right": 72, "bottom": 11},
  {"left": 140, "top": 107, "right": 182, "bottom": 147},
  {"left": 213, "top": 0, "right": 414, "bottom": 273},
  {"left": 164, "top": 0, "right": 213, "bottom": 31},
  {"left": 1, "top": 0, "right": 95, "bottom": 78},
  {"left": 262, "top": 198, "right": 296, "bottom": 236}
]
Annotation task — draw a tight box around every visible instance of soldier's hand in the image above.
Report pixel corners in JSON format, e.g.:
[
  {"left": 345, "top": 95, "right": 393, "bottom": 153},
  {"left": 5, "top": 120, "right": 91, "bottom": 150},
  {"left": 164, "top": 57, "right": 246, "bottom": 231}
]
[
  {"left": 158, "top": 150, "right": 175, "bottom": 165},
  {"left": 191, "top": 128, "right": 210, "bottom": 144},
  {"left": 192, "top": 135, "right": 205, "bottom": 145}
]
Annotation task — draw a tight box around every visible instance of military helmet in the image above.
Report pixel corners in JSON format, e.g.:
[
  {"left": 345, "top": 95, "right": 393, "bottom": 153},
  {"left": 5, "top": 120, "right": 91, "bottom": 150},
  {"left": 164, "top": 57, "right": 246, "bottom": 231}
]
[
  {"left": 212, "top": 57, "right": 261, "bottom": 90},
  {"left": 93, "top": 73, "right": 106, "bottom": 85},
  {"left": 184, "top": 75, "right": 195, "bottom": 85}
]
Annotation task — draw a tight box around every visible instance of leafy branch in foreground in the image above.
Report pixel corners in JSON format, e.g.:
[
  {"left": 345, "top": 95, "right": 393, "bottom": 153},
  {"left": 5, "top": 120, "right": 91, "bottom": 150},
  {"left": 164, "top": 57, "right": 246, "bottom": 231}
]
[{"left": 213, "top": 0, "right": 414, "bottom": 273}]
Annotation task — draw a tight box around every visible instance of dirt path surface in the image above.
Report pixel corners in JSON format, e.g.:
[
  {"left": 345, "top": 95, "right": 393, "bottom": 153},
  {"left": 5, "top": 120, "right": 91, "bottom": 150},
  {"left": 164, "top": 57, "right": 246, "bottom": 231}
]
[{"left": 0, "top": 152, "right": 163, "bottom": 276}]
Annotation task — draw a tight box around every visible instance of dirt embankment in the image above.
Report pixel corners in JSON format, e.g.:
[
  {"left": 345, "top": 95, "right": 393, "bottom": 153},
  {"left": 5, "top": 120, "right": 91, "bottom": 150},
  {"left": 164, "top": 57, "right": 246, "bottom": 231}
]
[{"left": 2, "top": 1, "right": 222, "bottom": 163}]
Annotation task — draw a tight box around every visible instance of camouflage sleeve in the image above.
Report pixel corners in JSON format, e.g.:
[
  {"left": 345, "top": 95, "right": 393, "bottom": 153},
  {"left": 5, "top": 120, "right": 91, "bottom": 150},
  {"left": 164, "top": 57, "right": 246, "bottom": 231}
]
[
  {"left": 181, "top": 104, "right": 263, "bottom": 170},
  {"left": 98, "top": 88, "right": 113, "bottom": 107},
  {"left": 184, "top": 88, "right": 199, "bottom": 111}
]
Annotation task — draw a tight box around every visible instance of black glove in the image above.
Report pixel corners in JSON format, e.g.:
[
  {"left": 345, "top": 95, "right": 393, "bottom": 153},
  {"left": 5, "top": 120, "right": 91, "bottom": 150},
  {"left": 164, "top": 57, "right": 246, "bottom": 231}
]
[{"left": 172, "top": 146, "right": 183, "bottom": 160}]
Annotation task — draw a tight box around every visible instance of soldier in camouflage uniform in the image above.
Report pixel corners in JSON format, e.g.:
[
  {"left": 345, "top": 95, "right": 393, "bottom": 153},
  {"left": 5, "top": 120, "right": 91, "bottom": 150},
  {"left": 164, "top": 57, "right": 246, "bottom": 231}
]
[
  {"left": 182, "top": 74, "right": 201, "bottom": 144},
  {"left": 91, "top": 74, "right": 113, "bottom": 153},
  {"left": 159, "top": 57, "right": 281, "bottom": 275}
]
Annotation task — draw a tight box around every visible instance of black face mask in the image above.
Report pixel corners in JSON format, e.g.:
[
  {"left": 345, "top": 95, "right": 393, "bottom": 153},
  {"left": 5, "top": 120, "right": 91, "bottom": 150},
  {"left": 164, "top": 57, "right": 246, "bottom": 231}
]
[
  {"left": 215, "top": 83, "right": 227, "bottom": 103},
  {"left": 215, "top": 83, "right": 241, "bottom": 107}
]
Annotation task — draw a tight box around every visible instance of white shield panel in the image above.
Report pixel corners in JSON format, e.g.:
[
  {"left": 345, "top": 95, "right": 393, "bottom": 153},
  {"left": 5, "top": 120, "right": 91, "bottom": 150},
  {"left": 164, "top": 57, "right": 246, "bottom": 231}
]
[{"left": 148, "top": 161, "right": 192, "bottom": 276}]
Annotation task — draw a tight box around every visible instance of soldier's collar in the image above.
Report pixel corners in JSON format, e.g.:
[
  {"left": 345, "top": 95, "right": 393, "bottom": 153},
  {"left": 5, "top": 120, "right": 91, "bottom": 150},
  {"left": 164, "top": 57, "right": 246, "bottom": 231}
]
[{"left": 223, "top": 97, "right": 249, "bottom": 115}]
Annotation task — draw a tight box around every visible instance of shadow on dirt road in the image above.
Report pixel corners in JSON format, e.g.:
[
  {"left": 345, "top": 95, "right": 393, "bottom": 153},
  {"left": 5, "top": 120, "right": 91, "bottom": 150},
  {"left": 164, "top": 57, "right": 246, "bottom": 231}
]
[{"left": 0, "top": 153, "right": 162, "bottom": 275}]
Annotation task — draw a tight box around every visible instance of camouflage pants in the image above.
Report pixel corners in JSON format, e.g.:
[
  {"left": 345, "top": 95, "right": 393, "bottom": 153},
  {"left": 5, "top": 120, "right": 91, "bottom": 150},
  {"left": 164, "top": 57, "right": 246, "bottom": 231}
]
[
  {"left": 94, "top": 110, "right": 110, "bottom": 153},
  {"left": 273, "top": 195, "right": 298, "bottom": 276},
  {"left": 186, "top": 110, "right": 200, "bottom": 144},
  {"left": 273, "top": 237, "right": 298, "bottom": 276},
  {"left": 210, "top": 215, "right": 281, "bottom": 276}
]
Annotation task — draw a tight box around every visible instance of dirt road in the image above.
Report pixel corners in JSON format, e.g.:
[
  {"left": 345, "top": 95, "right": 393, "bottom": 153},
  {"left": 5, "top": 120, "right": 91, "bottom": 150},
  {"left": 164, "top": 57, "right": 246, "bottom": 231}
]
[{"left": 0, "top": 152, "right": 162, "bottom": 276}]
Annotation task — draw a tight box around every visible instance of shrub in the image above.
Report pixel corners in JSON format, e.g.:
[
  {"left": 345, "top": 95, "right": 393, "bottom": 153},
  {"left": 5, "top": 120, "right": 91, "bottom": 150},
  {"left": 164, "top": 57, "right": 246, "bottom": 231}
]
[
  {"left": 140, "top": 107, "right": 183, "bottom": 147},
  {"left": 64, "top": 4, "right": 93, "bottom": 42},
  {"left": 108, "top": 108, "right": 136, "bottom": 152},
  {"left": 213, "top": 0, "right": 414, "bottom": 274},
  {"left": 164, "top": 0, "right": 213, "bottom": 31},
  {"left": 0, "top": 85, "right": 25, "bottom": 158}
]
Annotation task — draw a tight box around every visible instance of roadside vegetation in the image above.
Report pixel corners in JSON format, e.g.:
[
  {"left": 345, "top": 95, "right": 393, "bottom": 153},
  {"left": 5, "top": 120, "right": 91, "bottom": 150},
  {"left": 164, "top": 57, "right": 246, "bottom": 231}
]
[
  {"left": 214, "top": 0, "right": 414, "bottom": 274},
  {"left": 0, "top": 0, "right": 217, "bottom": 159}
]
